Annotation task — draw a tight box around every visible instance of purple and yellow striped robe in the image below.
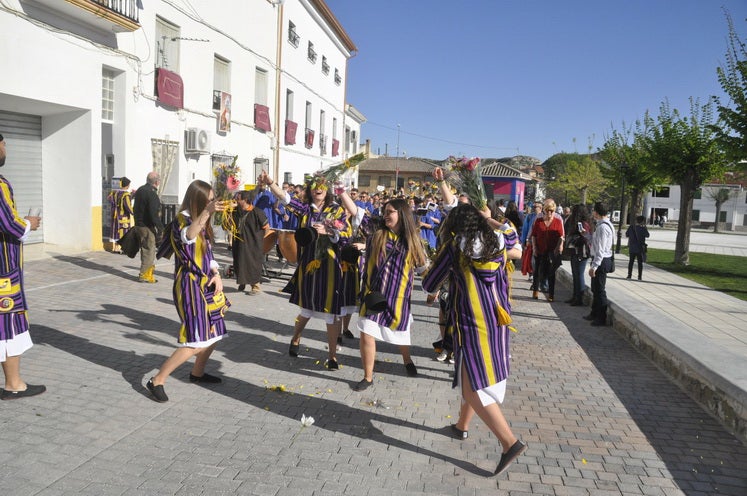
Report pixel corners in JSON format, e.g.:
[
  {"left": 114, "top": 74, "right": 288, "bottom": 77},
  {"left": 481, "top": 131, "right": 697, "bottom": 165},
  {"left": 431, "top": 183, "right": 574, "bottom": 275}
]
[
  {"left": 107, "top": 189, "right": 133, "bottom": 241},
  {"left": 0, "top": 176, "right": 30, "bottom": 339},
  {"left": 286, "top": 198, "right": 351, "bottom": 315},
  {"left": 165, "top": 213, "right": 228, "bottom": 344},
  {"left": 422, "top": 228, "right": 516, "bottom": 391},
  {"left": 359, "top": 230, "right": 417, "bottom": 332}
]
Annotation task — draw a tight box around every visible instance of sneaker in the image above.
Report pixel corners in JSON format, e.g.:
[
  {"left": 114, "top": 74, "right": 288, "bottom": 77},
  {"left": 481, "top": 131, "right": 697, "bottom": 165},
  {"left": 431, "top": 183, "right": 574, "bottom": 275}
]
[
  {"left": 404, "top": 362, "right": 418, "bottom": 377},
  {"left": 450, "top": 424, "right": 469, "bottom": 440},
  {"left": 447, "top": 353, "right": 455, "bottom": 365},
  {"left": 494, "top": 440, "right": 527, "bottom": 476},
  {"left": 342, "top": 329, "right": 355, "bottom": 339},
  {"left": 353, "top": 378, "right": 372, "bottom": 391},
  {"left": 0, "top": 384, "right": 46, "bottom": 400},
  {"left": 326, "top": 359, "right": 339, "bottom": 371},
  {"left": 146, "top": 379, "right": 169, "bottom": 402},
  {"left": 436, "top": 350, "right": 448, "bottom": 362},
  {"left": 189, "top": 373, "right": 222, "bottom": 384}
]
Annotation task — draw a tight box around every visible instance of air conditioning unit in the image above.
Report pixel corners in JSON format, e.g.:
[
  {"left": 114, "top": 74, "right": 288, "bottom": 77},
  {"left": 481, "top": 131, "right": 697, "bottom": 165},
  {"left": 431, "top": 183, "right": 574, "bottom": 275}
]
[{"left": 185, "top": 128, "right": 210, "bottom": 154}]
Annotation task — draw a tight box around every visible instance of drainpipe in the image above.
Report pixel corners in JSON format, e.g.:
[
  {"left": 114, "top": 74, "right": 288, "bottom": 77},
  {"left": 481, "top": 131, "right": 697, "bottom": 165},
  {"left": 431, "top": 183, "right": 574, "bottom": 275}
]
[{"left": 273, "top": 2, "right": 284, "bottom": 180}]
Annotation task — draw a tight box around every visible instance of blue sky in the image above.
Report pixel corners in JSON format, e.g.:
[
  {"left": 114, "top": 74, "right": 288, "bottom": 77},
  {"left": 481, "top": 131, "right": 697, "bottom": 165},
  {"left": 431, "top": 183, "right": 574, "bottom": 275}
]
[{"left": 325, "top": 0, "right": 747, "bottom": 163}]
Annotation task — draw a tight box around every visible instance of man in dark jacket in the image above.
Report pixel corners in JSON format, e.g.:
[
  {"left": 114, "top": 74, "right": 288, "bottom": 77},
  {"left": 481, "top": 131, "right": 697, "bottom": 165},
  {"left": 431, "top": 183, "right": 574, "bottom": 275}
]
[{"left": 134, "top": 172, "right": 164, "bottom": 283}]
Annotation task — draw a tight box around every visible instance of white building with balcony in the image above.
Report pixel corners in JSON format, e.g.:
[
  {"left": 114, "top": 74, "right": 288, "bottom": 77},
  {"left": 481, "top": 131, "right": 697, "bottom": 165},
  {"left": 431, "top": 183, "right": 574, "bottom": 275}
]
[{"left": 0, "top": 0, "right": 359, "bottom": 253}]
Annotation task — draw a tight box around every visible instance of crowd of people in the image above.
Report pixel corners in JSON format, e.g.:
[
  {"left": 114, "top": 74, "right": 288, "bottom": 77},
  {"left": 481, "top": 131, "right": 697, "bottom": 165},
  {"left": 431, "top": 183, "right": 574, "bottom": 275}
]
[{"left": 2, "top": 138, "right": 641, "bottom": 476}]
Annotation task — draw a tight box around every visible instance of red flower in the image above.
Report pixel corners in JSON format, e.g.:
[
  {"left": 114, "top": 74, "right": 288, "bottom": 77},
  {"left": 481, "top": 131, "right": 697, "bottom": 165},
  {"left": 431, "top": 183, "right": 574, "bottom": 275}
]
[{"left": 226, "top": 176, "right": 241, "bottom": 191}]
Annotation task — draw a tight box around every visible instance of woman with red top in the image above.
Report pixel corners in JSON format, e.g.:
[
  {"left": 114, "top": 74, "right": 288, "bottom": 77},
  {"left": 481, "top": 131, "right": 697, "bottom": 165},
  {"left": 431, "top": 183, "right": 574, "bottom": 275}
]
[{"left": 530, "top": 200, "right": 564, "bottom": 301}]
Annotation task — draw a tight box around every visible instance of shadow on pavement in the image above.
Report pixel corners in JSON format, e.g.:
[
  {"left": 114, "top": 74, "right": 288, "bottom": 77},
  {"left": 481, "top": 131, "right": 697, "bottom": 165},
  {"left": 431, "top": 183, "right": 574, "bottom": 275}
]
[{"left": 34, "top": 323, "right": 491, "bottom": 477}]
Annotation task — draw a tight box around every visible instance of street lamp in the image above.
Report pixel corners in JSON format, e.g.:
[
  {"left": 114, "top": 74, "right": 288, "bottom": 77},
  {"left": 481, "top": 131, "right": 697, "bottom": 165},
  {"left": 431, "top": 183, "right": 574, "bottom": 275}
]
[
  {"left": 395, "top": 124, "right": 400, "bottom": 193},
  {"left": 615, "top": 162, "right": 629, "bottom": 254}
]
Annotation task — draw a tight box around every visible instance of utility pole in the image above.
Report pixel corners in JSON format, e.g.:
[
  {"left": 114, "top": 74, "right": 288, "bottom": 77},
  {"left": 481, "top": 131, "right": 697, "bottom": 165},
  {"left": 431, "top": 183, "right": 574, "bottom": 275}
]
[{"left": 395, "top": 124, "right": 400, "bottom": 193}]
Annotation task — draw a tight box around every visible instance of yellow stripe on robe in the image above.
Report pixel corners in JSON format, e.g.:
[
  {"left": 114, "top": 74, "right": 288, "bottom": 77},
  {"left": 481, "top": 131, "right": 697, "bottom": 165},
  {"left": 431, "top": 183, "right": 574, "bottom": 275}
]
[{"left": 465, "top": 259, "right": 502, "bottom": 382}]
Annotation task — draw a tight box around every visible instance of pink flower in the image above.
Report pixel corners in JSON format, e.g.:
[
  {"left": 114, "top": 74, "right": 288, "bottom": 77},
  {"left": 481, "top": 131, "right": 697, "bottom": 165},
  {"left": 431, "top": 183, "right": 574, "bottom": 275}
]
[
  {"left": 226, "top": 176, "right": 241, "bottom": 191},
  {"left": 466, "top": 157, "right": 480, "bottom": 171}
]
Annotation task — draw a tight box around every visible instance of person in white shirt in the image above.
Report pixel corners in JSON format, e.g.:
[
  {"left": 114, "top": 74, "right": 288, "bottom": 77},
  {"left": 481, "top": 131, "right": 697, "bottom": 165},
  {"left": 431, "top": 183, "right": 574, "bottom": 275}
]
[{"left": 585, "top": 202, "right": 615, "bottom": 326}]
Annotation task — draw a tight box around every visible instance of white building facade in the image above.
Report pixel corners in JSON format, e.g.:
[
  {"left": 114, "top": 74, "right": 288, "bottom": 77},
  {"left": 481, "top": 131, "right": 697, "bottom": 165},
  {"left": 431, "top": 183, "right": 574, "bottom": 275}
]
[
  {"left": 0, "top": 0, "right": 360, "bottom": 252},
  {"left": 643, "top": 184, "right": 747, "bottom": 231}
]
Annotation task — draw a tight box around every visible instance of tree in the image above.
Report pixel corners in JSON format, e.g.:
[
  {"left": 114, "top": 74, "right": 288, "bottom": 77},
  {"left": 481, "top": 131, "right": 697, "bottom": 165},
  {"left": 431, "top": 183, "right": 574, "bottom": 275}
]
[
  {"left": 551, "top": 155, "right": 607, "bottom": 205},
  {"left": 600, "top": 122, "right": 663, "bottom": 225},
  {"left": 713, "top": 12, "right": 747, "bottom": 161},
  {"left": 705, "top": 186, "right": 737, "bottom": 232},
  {"left": 641, "top": 99, "right": 728, "bottom": 265}
]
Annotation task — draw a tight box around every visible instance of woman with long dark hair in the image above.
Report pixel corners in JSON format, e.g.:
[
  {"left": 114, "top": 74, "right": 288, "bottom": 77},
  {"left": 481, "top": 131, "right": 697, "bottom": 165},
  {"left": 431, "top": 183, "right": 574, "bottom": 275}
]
[
  {"left": 147, "top": 180, "right": 230, "bottom": 402},
  {"left": 261, "top": 171, "right": 350, "bottom": 370},
  {"left": 354, "top": 198, "right": 428, "bottom": 390},
  {"left": 564, "top": 204, "right": 592, "bottom": 305},
  {"left": 422, "top": 203, "right": 526, "bottom": 477}
]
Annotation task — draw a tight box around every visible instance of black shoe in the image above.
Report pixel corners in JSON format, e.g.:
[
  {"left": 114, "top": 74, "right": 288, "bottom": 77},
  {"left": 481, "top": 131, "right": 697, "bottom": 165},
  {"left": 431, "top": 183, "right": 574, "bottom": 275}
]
[
  {"left": 450, "top": 424, "right": 469, "bottom": 440},
  {"left": 565, "top": 298, "right": 575, "bottom": 304},
  {"left": 189, "top": 372, "right": 222, "bottom": 384},
  {"left": 626, "top": 275, "right": 631, "bottom": 279},
  {"left": 570, "top": 300, "right": 584, "bottom": 307},
  {"left": 289, "top": 341, "right": 300, "bottom": 357},
  {"left": 405, "top": 362, "right": 418, "bottom": 377},
  {"left": 591, "top": 320, "right": 609, "bottom": 327},
  {"left": 494, "top": 440, "right": 527, "bottom": 476},
  {"left": 238, "top": 284, "right": 246, "bottom": 291},
  {"left": 0, "top": 384, "right": 46, "bottom": 400},
  {"left": 146, "top": 379, "right": 168, "bottom": 402},
  {"left": 354, "top": 378, "right": 372, "bottom": 391},
  {"left": 583, "top": 314, "right": 595, "bottom": 321},
  {"left": 342, "top": 329, "right": 355, "bottom": 339},
  {"left": 638, "top": 276, "right": 642, "bottom": 281},
  {"left": 326, "top": 359, "right": 339, "bottom": 371}
]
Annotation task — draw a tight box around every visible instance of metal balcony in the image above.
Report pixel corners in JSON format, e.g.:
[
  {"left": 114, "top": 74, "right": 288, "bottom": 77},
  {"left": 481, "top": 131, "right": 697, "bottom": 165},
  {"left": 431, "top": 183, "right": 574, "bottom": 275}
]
[{"left": 30, "top": 0, "right": 141, "bottom": 32}]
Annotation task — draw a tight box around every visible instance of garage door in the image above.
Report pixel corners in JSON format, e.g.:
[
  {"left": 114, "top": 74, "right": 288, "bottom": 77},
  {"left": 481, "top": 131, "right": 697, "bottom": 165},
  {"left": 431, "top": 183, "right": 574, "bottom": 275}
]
[{"left": 0, "top": 111, "right": 43, "bottom": 244}]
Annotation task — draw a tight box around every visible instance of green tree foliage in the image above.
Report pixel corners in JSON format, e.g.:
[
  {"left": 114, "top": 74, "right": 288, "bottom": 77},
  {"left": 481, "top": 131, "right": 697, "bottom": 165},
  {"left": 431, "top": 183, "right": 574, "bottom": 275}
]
[
  {"left": 713, "top": 13, "right": 747, "bottom": 161},
  {"left": 641, "top": 99, "right": 728, "bottom": 265},
  {"left": 600, "top": 123, "right": 664, "bottom": 224},
  {"left": 550, "top": 155, "right": 607, "bottom": 205},
  {"left": 705, "top": 187, "right": 737, "bottom": 233}
]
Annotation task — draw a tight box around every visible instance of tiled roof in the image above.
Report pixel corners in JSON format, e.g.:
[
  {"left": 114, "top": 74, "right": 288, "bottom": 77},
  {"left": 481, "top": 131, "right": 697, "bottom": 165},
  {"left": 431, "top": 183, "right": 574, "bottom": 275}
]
[
  {"left": 358, "top": 157, "right": 438, "bottom": 173},
  {"left": 481, "top": 161, "right": 534, "bottom": 181}
]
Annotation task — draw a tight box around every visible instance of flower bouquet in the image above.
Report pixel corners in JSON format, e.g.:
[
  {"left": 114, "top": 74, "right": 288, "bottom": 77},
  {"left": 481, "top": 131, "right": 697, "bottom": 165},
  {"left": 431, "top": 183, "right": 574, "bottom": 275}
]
[
  {"left": 212, "top": 155, "right": 242, "bottom": 234},
  {"left": 445, "top": 156, "right": 487, "bottom": 210},
  {"left": 305, "top": 215, "right": 347, "bottom": 274},
  {"left": 317, "top": 152, "right": 366, "bottom": 186}
]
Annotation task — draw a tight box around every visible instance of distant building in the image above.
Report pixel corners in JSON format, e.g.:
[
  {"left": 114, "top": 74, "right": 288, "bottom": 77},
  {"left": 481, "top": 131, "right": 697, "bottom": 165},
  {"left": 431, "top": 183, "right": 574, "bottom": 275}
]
[
  {"left": 643, "top": 184, "right": 746, "bottom": 231},
  {"left": 481, "top": 161, "right": 535, "bottom": 209}
]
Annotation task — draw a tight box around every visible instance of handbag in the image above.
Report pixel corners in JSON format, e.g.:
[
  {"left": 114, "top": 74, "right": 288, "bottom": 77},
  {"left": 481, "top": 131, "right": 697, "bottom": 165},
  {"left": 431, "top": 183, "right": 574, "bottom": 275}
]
[
  {"left": 609, "top": 252, "right": 616, "bottom": 273},
  {"left": 205, "top": 288, "right": 231, "bottom": 323},
  {"left": 118, "top": 228, "right": 141, "bottom": 258}
]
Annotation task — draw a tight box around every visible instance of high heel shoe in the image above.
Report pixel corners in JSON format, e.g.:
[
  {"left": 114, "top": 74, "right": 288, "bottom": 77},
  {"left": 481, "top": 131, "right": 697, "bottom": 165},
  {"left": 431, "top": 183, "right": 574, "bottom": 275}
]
[{"left": 532, "top": 291, "right": 539, "bottom": 299}]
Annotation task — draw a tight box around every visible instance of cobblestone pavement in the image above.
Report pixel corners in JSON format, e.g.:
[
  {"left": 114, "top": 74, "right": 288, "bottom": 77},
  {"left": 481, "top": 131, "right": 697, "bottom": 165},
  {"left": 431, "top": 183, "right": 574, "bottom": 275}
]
[{"left": 1, "top": 247, "right": 745, "bottom": 496}]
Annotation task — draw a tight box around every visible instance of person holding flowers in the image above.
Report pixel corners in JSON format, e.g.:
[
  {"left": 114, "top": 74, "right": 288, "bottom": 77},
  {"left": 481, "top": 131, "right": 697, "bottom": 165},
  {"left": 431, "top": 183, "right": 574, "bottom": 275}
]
[
  {"left": 260, "top": 170, "right": 351, "bottom": 370},
  {"left": 147, "top": 180, "right": 230, "bottom": 403}
]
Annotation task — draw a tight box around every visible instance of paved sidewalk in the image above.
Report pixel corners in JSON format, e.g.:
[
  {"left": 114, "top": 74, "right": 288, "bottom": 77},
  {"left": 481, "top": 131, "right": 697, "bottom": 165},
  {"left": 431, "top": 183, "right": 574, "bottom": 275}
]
[{"left": 1, "top": 247, "right": 745, "bottom": 495}]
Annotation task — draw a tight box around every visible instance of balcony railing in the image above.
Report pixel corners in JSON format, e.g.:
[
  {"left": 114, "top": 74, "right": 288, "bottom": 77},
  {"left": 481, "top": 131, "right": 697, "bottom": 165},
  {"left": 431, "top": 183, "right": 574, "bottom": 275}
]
[{"left": 91, "top": 0, "right": 139, "bottom": 23}]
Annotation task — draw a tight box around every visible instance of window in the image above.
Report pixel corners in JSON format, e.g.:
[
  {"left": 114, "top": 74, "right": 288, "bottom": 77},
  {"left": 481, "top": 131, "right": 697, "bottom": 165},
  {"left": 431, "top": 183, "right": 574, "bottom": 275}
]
[
  {"left": 694, "top": 189, "right": 702, "bottom": 200},
  {"left": 155, "top": 17, "right": 180, "bottom": 71},
  {"left": 653, "top": 187, "right": 670, "bottom": 198},
  {"left": 305, "top": 101, "right": 312, "bottom": 130},
  {"left": 319, "top": 110, "right": 325, "bottom": 140},
  {"left": 213, "top": 55, "right": 231, "bottom": 109},
  {"left": 351, "top": 130, "right": 358, "bottom": 153},
  {"left": 345, "top": 126, "right": 351, "bottom": 152},
  {"left": 288, "top": 21, "right": 299, "bottom": 47},
  {"left": 102, "top": 68, "right": 115, "bottom": 122},
  {"left": 358, "top": 175, "right": 371, "bottom": 187},
  {"left": 378, "top": 176, "right": 391, "bottom": 188},
  {"left": 719, "top": 211, "right": 727, "bottom": 222},
  {"left": 332, "top": 117, "right": 337, "bottom": 140},
  {"left": 334, "top": 68, "right": 341, "bottom": 85},
  {"left": 284, "top": 172, "right": 293, "bottom": 184},
  {"left": 692, "top": 210, "right": 700, "bottom": 221},
  {"left": 307, "top": 42, "right": 317, "bottom": 63},
  {"left": 285, "top": 90, "right": 294, "bottom": 121},
  {"left": 321, "top": 56, "right": 329, "bottom": 75},
  {"left": 255, "top": 67, "right": 268, "bottom": 106}
]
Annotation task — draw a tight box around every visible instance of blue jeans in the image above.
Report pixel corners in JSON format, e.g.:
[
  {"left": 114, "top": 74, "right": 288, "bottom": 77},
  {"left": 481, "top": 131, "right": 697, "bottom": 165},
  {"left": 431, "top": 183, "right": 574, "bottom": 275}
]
[{"left": 570, "top": 255, "right": 588, "bottom": 301}]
